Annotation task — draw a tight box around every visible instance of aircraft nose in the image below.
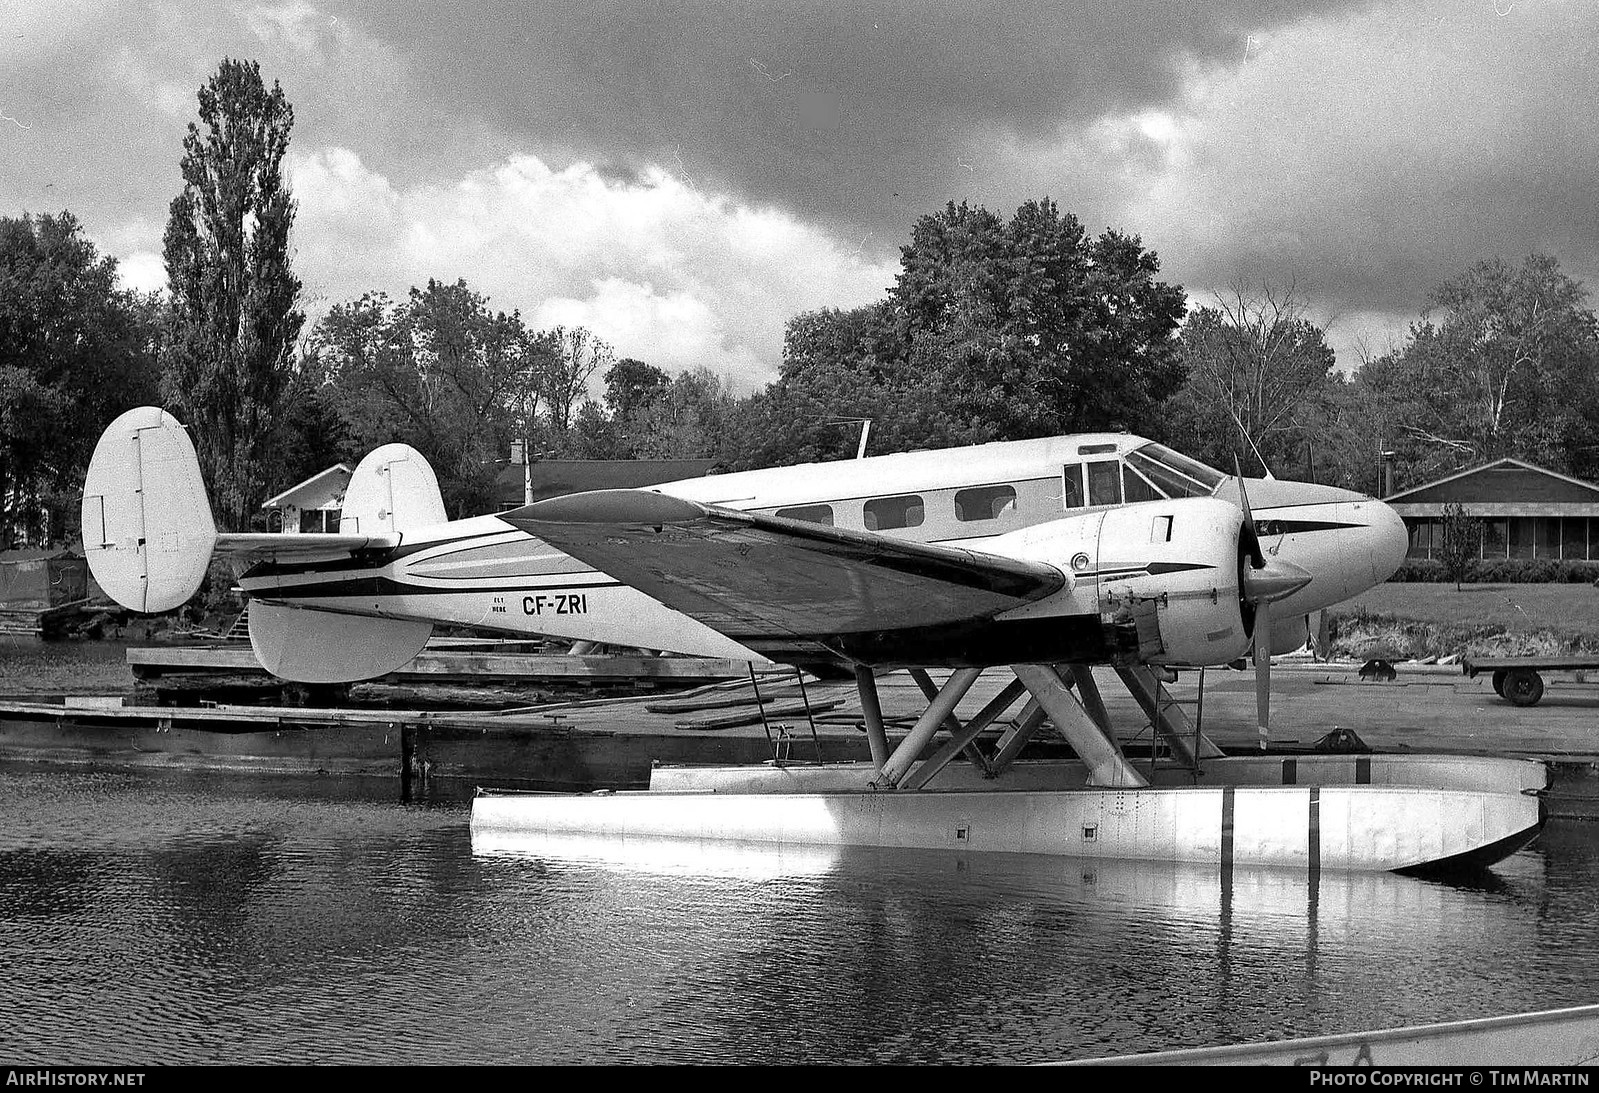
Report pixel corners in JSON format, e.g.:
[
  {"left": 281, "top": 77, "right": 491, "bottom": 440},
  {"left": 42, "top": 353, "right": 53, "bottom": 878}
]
[{"left": 1367, "top": 497, "right": 1408, "bottom": 585}]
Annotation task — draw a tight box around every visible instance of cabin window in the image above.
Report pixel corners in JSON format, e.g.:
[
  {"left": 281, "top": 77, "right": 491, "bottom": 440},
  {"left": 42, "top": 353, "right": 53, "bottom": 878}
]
[
  {"left": 864, "top": 494, "right": 925, "bottom": 531},
  {"left": 775, "top": 504, "right": 835, "bottom": 526},
  {"left": 1062, "top": 463, "right": 1085, "bottom": 509},
  {"left": 1087, "top": 460, "right": 1122, "bottom": 506},
  {"left": 954, "top": 485, "right": 1018, "bottom": 522},
  {"left": 1122, "top": 465, "right": 1161, "bottom": 503},
  {"left": 1077, "top": 442, "right": 1117, "bottom": 456}
]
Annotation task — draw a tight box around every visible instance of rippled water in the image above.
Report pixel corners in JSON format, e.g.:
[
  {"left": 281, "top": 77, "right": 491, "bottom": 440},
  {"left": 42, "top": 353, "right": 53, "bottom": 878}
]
[{"left": 0, "top": 762, "right": 1595, "bottom": 1065}]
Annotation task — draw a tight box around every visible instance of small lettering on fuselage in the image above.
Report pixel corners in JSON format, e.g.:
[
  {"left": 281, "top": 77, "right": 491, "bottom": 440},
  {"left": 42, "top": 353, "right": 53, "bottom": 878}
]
[{"left": 523, "top": 593, "right": 588, "bottom": 616}]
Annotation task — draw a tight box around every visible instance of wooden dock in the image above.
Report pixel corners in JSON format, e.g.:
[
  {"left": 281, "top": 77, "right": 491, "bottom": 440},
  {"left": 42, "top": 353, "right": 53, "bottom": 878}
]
[
  {"left": 0, "top": 598, "right": 96, "bottom": 640},
  {"left": 1061, "top": 1002, "right": 1599, "bottom": 1065},
  {"left": 3, "top": 662, "right": 1598, "bottom": 814}
]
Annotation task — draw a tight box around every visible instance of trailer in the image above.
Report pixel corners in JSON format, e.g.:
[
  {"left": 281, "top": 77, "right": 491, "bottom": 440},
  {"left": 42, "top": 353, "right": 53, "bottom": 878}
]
[{"left": 1461, "top": 655, "right": 1599, "bottom": 707}]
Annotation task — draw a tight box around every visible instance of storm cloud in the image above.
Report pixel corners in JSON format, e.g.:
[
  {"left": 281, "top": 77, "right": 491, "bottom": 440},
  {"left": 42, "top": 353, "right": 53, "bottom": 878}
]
[{"left": 2, "top": 0, "right": 1594, "bottom": 380}]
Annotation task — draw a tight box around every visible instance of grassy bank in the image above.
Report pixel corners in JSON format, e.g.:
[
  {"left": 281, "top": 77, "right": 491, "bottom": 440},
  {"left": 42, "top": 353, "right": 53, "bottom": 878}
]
[{"left": 1324, "top": 582, "right": 1599, "bottom": 661}]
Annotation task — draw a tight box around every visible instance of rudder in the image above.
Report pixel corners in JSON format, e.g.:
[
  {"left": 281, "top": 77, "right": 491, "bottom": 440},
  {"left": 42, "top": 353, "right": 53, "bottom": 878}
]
[
  {"left": 81, "top": 406, "right": 217, "bottom": 613},
  {"left": 339, "top": 444, "right": 447, "bottom": 535}
]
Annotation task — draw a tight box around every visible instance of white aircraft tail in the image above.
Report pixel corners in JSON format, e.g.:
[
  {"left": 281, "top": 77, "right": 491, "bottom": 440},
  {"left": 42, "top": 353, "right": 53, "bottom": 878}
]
[
  {"left": 81, "top": 406, "right": 218, "bottom": 613},
  {"left": 339, "top": 443, "right": 448, "bottom": 535},
  {"left": 82, "top": 409, "right": 443, "bottom": 683}
]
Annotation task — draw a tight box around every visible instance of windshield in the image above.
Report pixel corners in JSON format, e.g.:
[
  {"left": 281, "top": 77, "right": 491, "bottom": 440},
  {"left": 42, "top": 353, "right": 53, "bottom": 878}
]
[{"left": 1126, "top": 442, "right": 1225, "bottom": 498}]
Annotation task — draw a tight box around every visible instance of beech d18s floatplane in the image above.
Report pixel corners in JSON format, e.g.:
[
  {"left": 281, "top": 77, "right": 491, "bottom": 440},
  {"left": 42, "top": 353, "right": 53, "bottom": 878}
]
[{"left": 83, "top": 406, "right": 1546, "bottom": 873}]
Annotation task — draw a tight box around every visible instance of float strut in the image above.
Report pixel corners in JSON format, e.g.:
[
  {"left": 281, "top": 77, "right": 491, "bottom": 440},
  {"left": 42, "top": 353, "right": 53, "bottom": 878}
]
[
  {"left": 900, "top": 678, "right": 1026, "bottom": 790},
  {"left": 1012, "top": 664, "right": 1148, "bottom": 788},
  {"left": 909, "top": 668, "right": 988, "bottom": 767},
  {"left": 854, "top": 665, "right": 891, "bottom": 768},
  {"left": 989, "top": 697, "right": 1047, "bottom": 775},
  {"left": 875, "top": 668, "right": 982, "bottom": 788}
]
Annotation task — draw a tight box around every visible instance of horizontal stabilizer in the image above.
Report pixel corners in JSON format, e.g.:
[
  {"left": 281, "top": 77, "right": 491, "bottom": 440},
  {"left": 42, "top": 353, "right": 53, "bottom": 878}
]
[
  {"left": 503, "top": 489, "right": 1065, "bottom": 638},
  {"left": 215, "top": 531, "right": 398, "bottom": 564}
]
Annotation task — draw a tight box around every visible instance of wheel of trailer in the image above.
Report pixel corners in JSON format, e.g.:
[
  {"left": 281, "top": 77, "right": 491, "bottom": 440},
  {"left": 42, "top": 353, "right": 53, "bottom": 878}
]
[
  {"left": 1502, "top": 667, "right": 1544, "bottom": 707},
  {"left": 1491, "top": 669, "right": 1507, "bottom": 697}
]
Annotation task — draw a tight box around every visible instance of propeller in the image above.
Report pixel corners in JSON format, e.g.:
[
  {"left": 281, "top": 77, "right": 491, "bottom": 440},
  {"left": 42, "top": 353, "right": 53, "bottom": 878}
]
[{"left": 1234, "top": 461, "right": 1313, "bottom": 750}]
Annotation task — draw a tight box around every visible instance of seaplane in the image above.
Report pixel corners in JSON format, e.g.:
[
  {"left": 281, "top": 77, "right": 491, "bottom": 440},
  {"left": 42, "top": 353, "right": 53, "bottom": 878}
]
[{"left": 81, "top": 406, "right": 1547, "bottom": 873}]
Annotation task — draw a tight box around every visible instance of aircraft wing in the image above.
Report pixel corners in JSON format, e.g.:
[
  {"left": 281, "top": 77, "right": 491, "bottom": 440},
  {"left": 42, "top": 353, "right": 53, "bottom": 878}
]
[{"left": 501, "top": 489, "right": 1066, "bottom": 639}]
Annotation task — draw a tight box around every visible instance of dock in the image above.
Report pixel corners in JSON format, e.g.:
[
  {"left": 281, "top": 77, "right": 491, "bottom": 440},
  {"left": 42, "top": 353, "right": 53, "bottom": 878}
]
[
  {"left": 1058, "top": 1002, "right": 1599, "bottom": 1066},
  {"left": 2, "top": 658, "right": 1597, "bottom": 815}
]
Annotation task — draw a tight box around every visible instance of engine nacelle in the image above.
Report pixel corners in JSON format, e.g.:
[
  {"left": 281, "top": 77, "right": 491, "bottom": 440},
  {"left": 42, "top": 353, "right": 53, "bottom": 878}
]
[
  {"left": 1092, "top": 498, "right": 1251, "bottom": 666},
  {"left": 996, "top": 497, "right": 1252, "bottom": 667}
]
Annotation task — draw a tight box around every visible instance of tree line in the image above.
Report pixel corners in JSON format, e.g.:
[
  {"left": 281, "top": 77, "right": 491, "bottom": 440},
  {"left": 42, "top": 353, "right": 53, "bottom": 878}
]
[{"left": 3, "top": 57, "right": 1597, "bottom": 546}]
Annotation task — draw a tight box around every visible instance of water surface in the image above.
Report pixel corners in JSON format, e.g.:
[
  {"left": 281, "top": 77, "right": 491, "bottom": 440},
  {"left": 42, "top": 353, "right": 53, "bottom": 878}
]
[{"left": 0, "top": 764, "right": 1594, "bottom": 1064}]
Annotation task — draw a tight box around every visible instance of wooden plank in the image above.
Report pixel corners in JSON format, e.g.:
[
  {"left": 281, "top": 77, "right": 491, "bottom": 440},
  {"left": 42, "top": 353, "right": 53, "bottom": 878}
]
[
  {"left": 645, "top": 688, "right": 800, "bottom": 713},
  {"left": 673, "top": 699, "right": 842, "bottom": 730}
]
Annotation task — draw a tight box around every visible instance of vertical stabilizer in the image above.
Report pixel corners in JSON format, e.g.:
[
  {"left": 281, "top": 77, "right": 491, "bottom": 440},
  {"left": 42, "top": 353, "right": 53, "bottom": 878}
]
[
  {"left": 339, "top": 444, "right": 448, "bottom": 535},
  {"left": 81, "top": 406, "right": 217, "bottom": 613}
]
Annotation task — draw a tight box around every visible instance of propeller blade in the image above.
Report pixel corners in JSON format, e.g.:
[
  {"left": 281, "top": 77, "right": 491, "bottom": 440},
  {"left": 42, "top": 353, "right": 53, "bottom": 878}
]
[
  {"left": 1254, "top": 596, "right": 1272, "bottom": 750},
  {"left": 1233, "top": 457, "right": 1265, "bottom": 568}
]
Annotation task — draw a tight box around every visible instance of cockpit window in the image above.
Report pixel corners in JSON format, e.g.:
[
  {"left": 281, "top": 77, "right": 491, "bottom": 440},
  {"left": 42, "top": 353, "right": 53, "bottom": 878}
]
[
  {"left": 1122, "top": 464, "right": 1161, "bottom": 503},
  {"left": 1126, "top": 443, "right": 1224, "bottom": 497},
  {"left": 1086, "top": 460, "right": 1122, "bottom": 506}
]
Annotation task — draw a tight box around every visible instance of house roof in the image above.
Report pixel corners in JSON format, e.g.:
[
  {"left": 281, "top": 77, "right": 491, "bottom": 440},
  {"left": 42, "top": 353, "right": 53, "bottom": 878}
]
[
  {"left": 260, "top": 463, "right": 354, "bottom": 510},
  {"left": 1384, "top": 457, "right": 1599, "bottom": 515}
]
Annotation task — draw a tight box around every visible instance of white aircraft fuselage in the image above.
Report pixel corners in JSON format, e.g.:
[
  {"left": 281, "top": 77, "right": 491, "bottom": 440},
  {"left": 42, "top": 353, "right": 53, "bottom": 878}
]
[{"left": 235, "top": 433, "right": 1406, "bottom": 671}]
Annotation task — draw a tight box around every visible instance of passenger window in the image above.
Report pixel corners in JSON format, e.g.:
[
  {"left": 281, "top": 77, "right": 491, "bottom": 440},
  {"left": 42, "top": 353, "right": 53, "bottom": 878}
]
[
  {"left": 775, "top": 504, "right": 835, "bottom": 526},
  {"left": 954, "top": 485, "right": 1017, "bottom": 522},
  {"left": 863, "top": 494, "right": 924, "bottom": 531},
  {"left": 1062, "top": 463, "right": 1085, "bottom": 509},
  {"left": 1087, "top": 460, "right": 1122, "bottom": 506},
  {"left": 1123, "top": 465, "right": 1161, "bottom": 503}
]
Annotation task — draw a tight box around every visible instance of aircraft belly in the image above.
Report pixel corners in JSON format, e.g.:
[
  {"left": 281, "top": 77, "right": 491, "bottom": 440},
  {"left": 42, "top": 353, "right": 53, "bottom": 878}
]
[{"left": 252, "top": 582, "right": 762, "bottom": 662}]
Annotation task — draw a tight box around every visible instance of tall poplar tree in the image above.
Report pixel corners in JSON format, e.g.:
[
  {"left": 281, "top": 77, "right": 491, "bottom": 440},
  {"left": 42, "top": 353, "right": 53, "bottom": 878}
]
[{"left": 162, "top": 58, "right": 303, "bottom": 530}]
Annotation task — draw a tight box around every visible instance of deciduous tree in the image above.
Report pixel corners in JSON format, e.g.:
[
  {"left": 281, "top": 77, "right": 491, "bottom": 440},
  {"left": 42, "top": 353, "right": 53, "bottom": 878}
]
[
  {"left": 0, "top": 212, "right": 160, "bottom": 544},
  {"left": 161, "top": 58, "right": 303, "bottom": 530},
  {"left": 1161, "top": 282, "right": 1338, "bottom": 476}
]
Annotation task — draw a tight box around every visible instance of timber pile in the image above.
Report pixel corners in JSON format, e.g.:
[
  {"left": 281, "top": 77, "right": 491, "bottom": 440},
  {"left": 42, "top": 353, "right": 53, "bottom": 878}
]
[{"left": 642, "top": 674, "right": 854, "bottom": 731}]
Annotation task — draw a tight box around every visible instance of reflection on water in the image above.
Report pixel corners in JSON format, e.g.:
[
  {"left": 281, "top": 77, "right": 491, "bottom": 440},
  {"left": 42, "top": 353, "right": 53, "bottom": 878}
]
[{"left": 0, "top": 762, "right": 1595, "bottom": 1065}]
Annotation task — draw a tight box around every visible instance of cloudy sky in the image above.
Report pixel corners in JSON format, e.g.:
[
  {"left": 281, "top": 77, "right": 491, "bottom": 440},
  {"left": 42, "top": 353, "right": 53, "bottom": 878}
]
[{"left": 3, "top": 0, "right": 1595, "bottom": 389}]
